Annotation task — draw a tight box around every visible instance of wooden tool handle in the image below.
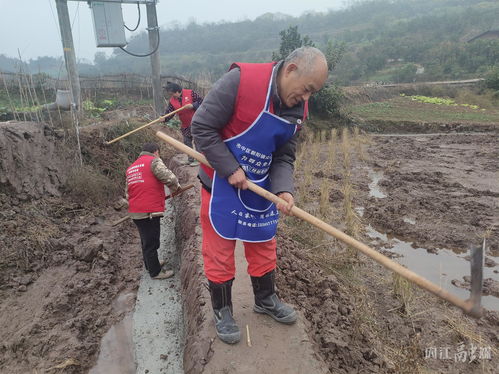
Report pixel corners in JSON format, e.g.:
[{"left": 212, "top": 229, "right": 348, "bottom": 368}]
[
  {"left": 111, "top": 215, "right": 130, "bottom": 227},
  {"left": 111, "top": 184, "right": 195, "bottom": 227},
  {"left": 155, "top": 130, "right": 481, "bottom": 317},
  {"left": 105, "top": 105, "right": 190, "bottom": 145},
  {"left": 165, "top": 183, "right": 195, "bottom": 200}
]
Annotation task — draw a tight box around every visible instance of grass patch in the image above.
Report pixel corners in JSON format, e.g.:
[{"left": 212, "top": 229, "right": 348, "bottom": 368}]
[
  {"left": 392, "top": 273, "right": 415, "bottom": 316},
  {"left": 349, "top": 96, "right": 499, "bottom": 124},
  {"left": 65, "top": 164, "right": 121, "bottom": 206}
]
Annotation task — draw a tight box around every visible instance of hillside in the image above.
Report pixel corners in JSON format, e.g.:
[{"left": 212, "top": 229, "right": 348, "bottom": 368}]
[
  {"left": 1, "top": 0, "right": 498, "bottom": 84},
  {"left": 95, "top": 0, "right": 499, "bottom": 83}
]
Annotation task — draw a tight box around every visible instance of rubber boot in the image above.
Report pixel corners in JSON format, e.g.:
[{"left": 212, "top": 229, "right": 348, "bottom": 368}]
[
  {"left": 208, "top": 279, "right": 241, "bottom": 344},
  {"left": 251, "top": 270, "right": 297, "bottom": 324}
]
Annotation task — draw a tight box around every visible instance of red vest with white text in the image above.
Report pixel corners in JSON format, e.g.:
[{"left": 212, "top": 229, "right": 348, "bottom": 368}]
[
  {"left": 169, "top": 89, "right": 195, "bottom": 129},
  {"left": 126, "top": 155, "right": 165, "bottom": 213}
]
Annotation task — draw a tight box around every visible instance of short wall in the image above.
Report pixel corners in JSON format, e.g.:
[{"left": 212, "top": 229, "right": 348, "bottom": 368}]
[{"left": 169, "top": 159, "right": 214, "bottom": 374}]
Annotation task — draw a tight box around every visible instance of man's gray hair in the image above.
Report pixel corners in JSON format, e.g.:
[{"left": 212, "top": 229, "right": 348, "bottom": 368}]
[{"left": 284, "top": 46, "right": 327, "bottom": 74}]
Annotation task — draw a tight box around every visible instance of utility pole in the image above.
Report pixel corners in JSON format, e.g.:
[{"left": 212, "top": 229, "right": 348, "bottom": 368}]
[
  {"left": 55, "top": 0, "right": 81, "bottom": 109},
  {"left": 146, "top": 2, "right": 163, "bottom": 116}
]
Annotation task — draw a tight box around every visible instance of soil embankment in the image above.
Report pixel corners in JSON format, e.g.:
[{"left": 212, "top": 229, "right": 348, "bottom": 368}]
[
  {"left": 354, "top": 119, "right": 499, "bottom": 134},
  {"left": 0, "top": 122, "right": 72, "bottom": 198},
  {"left": 0, "top": 121, "right": 142, "bottom": 373}
]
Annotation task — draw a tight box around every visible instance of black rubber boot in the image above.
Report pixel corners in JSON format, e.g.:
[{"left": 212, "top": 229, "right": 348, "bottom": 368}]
[
  {"left": 208, "top": 279, "right": 241, "bottom": 344},
  {"left": 251, "top": 270, "right": 297, "bottom": 324}
]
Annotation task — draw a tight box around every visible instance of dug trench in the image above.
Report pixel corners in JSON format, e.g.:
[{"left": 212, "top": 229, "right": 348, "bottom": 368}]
[{"left": 0, "top": 116, "right": 498, "bottom": 373}]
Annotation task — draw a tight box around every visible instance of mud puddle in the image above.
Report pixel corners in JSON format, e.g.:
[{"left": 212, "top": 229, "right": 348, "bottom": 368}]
[
  {"left": 89, "top": 293, "right": 136, "bottom": 374},
  {"left": 285, "top": 129, "right": 498, "bottom": 373},
  {"left": 366, "top": 224, "right": 499, "bottom": 311},
  {"left": 367, "top": 167, "right": 387, "bottom": 198}
]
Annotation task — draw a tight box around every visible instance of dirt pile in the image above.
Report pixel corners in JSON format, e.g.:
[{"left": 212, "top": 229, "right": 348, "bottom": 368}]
[
  {"left": 0, "top": 121, "right": 143, "bottom": 373},
  {"left": 277, "top": 234, "right": 393, "bottom": 373},
  {"left": 0, "top": 122, "right": 75, "bottom": 198},
  {"left": 171, "top": 165, "right": 214, "bottom": 374}
]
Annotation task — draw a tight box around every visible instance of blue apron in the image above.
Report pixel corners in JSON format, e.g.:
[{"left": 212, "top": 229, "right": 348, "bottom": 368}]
[{"left": 209, "top": 68, "right": 297, "bottom": 242}]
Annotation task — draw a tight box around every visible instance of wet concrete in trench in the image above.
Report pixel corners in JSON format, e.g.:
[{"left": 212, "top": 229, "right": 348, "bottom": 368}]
[{"left": 89, "top": 194, "right": 183, "bottom": 373}]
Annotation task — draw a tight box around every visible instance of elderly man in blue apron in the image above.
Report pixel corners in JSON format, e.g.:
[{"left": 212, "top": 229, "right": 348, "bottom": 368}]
[{"left": 192, "top": 46, "right": 328, "bottom": 344}]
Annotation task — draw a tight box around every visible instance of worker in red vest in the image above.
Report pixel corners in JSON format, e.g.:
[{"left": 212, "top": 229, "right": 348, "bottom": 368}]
[
  {"left": 191, "top": 47, "right": 328, "bottom": 344},
  {"left": 126, "top": 142, "right": 181, "bottom": 279},
  {"left": 164, "top": 82, "right": 203, "bottom": 166}
]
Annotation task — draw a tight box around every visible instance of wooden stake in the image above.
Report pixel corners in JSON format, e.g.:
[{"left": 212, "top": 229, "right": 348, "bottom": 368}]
[
  {"left": 155, "top": 131, "right": 482, "bottom": 318},
  {"left": 246, "top": 325, "right": 252, "bottom": 347}
]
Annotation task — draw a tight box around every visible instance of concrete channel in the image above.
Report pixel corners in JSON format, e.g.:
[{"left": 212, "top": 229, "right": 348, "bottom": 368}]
[{"left": 90, "top": 192, "right": 184, "bottom": 374}]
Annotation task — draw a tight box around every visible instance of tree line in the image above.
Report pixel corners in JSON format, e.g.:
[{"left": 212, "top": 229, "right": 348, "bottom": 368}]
[{"left": 0, "top": 0, "right": 497, "bottom": 85}]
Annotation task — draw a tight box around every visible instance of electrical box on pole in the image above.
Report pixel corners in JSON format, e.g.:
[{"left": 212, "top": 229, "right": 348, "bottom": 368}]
[
  {"left": 65, "top": 0, "right": 162, "bottom": 113},
  {"left": 90, "top": 1, "right": 127, "bottom": 47}
]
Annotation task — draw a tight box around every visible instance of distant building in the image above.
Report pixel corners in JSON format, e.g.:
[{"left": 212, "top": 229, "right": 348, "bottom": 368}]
[
  {"left": 467, "top": 30, "right": 499, "bottom": 42},
  {"left": 386, "top": 58, "right": 405, "bottom": 63}
]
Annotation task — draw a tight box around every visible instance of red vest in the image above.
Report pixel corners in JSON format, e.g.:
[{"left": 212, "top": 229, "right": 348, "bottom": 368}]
[
  {"left": 201, "top": 62, "right": 308, "bottom": 179},
  {"left": 221, "top": 62, "right": 275, "bottom": 139},
  {"left": 169, "top": 89, "right": 195, "bottom": 129},
  {"left": 126, "top": 154, "right": 166, "bottom": 213}
]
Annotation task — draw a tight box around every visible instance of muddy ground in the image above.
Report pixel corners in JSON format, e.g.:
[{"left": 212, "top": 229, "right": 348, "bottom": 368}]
[
  {"left": 365, "top": 133, "right": 498, "bottom": 255},
  {"left": 0, "top": 117, "right": 185, "bottom": 373},
  {"left": 0, "top": 113, "right": 498, "bottom": 373},
  {"left": 0, "top": 121, "right": 148, "bottom": 373},
  {"left": 276, "top": 130, "right": 498, "bottom": 373}
]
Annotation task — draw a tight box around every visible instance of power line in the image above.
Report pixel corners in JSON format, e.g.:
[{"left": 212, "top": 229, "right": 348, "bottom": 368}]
[
  {"left": 119, "top": 26, "right": 160, "bottom": 57},
  {"left": 47, "top": 0, "right": 59, "bottom": 27},
  {"left": 70, "top": 1, "right": 80, "bottom": 29},
  {"left": 125, "top": 2, "right": 141, "bottom": 32}
]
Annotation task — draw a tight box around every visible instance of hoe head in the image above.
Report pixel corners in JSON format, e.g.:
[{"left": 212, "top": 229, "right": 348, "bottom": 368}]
[{"left": 466, "top": 238, "right": 485, "bottom": 318}]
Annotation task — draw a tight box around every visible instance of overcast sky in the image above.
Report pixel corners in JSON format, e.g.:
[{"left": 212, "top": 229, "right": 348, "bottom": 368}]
[{"left": 0, "top": 0, "right": 345, "bottom": 62}]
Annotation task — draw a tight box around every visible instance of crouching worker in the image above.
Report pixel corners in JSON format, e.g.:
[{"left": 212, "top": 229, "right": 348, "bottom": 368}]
[{"left": 126, "top": 142, "right": 181, "bottom": 279}]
